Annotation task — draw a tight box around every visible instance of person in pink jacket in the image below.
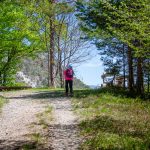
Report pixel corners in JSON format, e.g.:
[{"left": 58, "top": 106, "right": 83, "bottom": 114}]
[{"left": 64, "top": 65, "right": 74, "bottom": 96}]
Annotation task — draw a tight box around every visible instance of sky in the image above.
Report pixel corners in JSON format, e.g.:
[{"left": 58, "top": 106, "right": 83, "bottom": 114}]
[{"left": 75, "top": 46, "right": 104, "bottom": 86}]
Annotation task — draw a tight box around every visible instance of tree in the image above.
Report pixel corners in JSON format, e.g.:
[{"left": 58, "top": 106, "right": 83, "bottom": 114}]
[
  {"left": 143, "top": 58, "right": 150, "bottom": 93},
  {"left": 96, "top": 37, "right": 128, "bottom": 88},
  {"left": 0, "top": 0, "right": 41, "bottom": 85},
  {"left": 25, "top": 0, "right": 74, "bottom": 87},
  {"left": 14, "top": 0, "right": 91, "bottom": 88},
  {"left": 76, "top": 0, "right": 150, "bottom": 95}
]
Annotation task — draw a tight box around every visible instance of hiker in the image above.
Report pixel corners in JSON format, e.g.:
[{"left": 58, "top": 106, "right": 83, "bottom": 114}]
[{"left": 64, "top": 65, "right": 74, "bottom": 96}]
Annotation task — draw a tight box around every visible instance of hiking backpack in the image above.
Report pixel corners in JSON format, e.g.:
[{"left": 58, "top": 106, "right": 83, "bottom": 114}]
[{"left": 66, "top": 69, "right": 73, "bottom": 78}]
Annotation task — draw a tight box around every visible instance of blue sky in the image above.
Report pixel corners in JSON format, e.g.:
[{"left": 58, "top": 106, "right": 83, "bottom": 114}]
[{"left": 75, "top": 47, "right": 104, "bottom": 86}]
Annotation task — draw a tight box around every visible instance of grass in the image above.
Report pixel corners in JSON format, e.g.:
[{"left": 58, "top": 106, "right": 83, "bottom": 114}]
[
  {"left": 24, "top": 105, "right": 53, "bottom": 150},
  {"left": 22, "top": 143, "right": 37, "bottom": 150},
  {"left": 1, "top": 87, "right": 64, "bottom": 93},
  {"left": 31, "top": 133, "right": 43, "bottom": 144},
  {"left": 0, "top": 96, "right": 8, "bottom": 112},
  {"left": 22, "top": 133, "right": 43, "bottom": 150},
  {"left": 44, "top": 105, "right": 53, "bottom": 114},
  {"left": 36, "top": 105, "right": 53, "bottom": 129},
  {"left": 31, "top": 105, "right": 53, "bottom": 147},
  {"left": 72, "top": 88, "right": 150, "bottom": 150}
]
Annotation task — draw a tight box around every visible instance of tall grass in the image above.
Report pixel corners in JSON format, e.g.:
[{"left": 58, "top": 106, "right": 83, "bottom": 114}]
[{"left": 73, "top": 88, "right": 150, "bottom": 150}]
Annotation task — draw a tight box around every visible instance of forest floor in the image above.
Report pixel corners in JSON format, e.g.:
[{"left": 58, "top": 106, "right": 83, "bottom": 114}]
[{"left": 0, "top": 89, "right": 81, "bottom": 150}]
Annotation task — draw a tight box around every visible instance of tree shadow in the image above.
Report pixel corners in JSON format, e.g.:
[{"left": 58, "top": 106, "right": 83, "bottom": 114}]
[
  {"left": 3, "top": 87, "right": 129, "bottom": 100},
  {"left": 80, "top": 115, "right": 147, "bottom": 139},
  {"left": 0, "top": 139, "right": 53, "bottom": 150},
  {"left": 79, "top": 115, "right": 150, "bottom": 149},
  {"left": 73, "top": 87, "right": 133, "bottom": 99},
  {"left": 74, "top": 87, "right": 150, "bottom": 100},
  {"left": 7, "top": 91, "right": 66, "bottom": 101}
]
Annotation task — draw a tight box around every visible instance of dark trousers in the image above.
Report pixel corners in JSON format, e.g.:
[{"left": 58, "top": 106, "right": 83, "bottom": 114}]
[{"left": 65, "top": 80, "right": 73, "bottom": 94}]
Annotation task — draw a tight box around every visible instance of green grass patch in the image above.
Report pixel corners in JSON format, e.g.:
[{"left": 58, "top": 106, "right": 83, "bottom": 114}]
[
  {"left": 22, "top": 133, "right": 43, "bottom": 150},
  {"left": 44, "top": 105, "right": 53, "bottom": 114},
  {"left": 22, "top": 143, "right": 37, "bottom": 150},
  {"left": 73, "top": 88, "right": 150, "bottom": 150},
  {"left": 36, "top": 105, "right": 53, "bottom": 129},
  {"left": 73, "top": 87, "right": 150, "bottom": 100},
  {"left": 26, "top": 105, "right": 53, "bottom": 150},
  {"left": 31, "top": 133, "right": 43, "bottom": 144},
  {"left": 0, "top": 96, "right": 8, "bottom": 112},
  {"left": 25, "top": 105, "right": 53, "bottom": 150},
  {"left": 1, "top": 87, "right": 64, "bottom": 93}
]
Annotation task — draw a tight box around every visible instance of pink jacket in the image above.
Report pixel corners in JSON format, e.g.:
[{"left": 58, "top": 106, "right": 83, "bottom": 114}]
[{"left": 64, "top": 69, "right": 74, "bottom": 80}]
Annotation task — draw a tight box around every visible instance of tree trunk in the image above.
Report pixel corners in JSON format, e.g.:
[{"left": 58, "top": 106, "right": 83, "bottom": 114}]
[
  {"left": 3, "top": 71, "right": 7, "bottom": 86},
  {"left": 148, "top": 70, "right": 150, "bottom": 93},
  {"left": 58, "top": 45, "right": 63, "bottom": 88},
  {"left": 48, "top": 50, "right": 50, "bottom": 87},
  {"left": 59, "top": 61, "right": 63, "bottom": 88},
  {"left": 0, "top": 73, "right": 2, "bottom": 85},
  {"left": 49, "top": 0, "right": 55, "bottom": 87},
  {"left": 127, "top": 46, "right": 134, "bottom": 92},
  {"left": 57, "top": 17, "right": 65, "bottom": 88},
  {"left": 136, "top": 57, "right": 144, "bottom": 95},
  {"left": 58, "top": 49, "right": 63, "bottom": 88},
  {"left": 49, "top": 18, "right": 55, "bottom": 87},
  {"left": 148, "top": 60, "right": 150, "bottom": 93},
  {"left": 123, "top": 44, "right": 126, "bottom": 89}
]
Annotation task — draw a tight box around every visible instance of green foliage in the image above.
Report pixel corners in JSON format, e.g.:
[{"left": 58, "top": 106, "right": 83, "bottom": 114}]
[
  {"left": 25, "top": 0, "right": 74, "bottom": 49},
  {"left": 76, "top": 0, "right": 150, "bottom": 57},
  {"left": 73, "top": 88, "right": 150, "bottom": 149},
  {"left": 76, "top": 0, "right": 150, "bottom": 95},
  {"left": 36, "top": 105, "right": 53, "bottom": 129},
  {"left": 12, "top": 82, "right": 28, "bottom": 87},
  {"left": 0, "top": 0, "right": 75, "bottom": 86},
  {"left": 74, "top": 87, "right": 150, "bottom": 99},
  {"left": 0, "top": 1, "right": 43, "bottom": 85},
  {"left": 96, "top": 38, "right": 127, "bottom": 77},
  {"left": 22, "top": 133, "right": 43, "bottom": 150},
  {"left": 22, "top": 143, "right": 37, "bottom": 150}
]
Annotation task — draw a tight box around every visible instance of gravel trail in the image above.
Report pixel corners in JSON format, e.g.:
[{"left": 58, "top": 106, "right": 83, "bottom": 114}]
[
  {"left": 0, "top": 90, "right": 81, "bottom": 150},
  {"left": 49, "top": 98, "right": 80, "bottom": 150},
  {"left": 0, "top": 90, "right": 50, "bottom": 150}
]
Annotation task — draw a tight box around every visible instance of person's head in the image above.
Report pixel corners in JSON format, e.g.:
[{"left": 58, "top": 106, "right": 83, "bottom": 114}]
[{"left": 67, "top": 64, "right": 72, "bottom": 69}]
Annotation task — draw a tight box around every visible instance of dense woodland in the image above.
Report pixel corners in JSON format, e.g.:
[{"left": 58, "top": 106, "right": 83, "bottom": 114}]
[{"left": 0, "top": 0, "right": 150, "bottom": 97}]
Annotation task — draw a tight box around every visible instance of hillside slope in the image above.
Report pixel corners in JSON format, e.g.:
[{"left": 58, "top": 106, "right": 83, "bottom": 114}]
[{"left": 16, "top": 55, "right": 88, "bottom": 89}]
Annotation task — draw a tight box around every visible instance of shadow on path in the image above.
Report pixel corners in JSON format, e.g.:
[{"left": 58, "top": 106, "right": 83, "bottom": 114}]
[
  {"left": 0, "top": 139, "right": 53, "bottom": 150},
  {"left": 1, "top": 90, "right": 80, "bottom": 150},
  {"left": 7, "top": 91, "right": 66, "bottom": 101}
]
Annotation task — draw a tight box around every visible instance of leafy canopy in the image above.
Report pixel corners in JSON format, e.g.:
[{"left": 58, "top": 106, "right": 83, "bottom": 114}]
[{"left": 76, "top": 0, "right": 150, "bottom": 57}]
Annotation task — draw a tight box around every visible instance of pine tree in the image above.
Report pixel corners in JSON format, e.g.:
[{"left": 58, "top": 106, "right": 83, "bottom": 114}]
[{"left": 76, "top": 0, "right": 149, "bottom": 95}]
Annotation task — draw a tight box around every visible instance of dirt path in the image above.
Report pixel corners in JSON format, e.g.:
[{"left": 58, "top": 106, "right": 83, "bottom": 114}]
[
  {"left": 0, "top": 90, "right": 81, "bottom": 150},
  {"left": 49, "top": 98, "right": 80, "bottom": 150}
]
